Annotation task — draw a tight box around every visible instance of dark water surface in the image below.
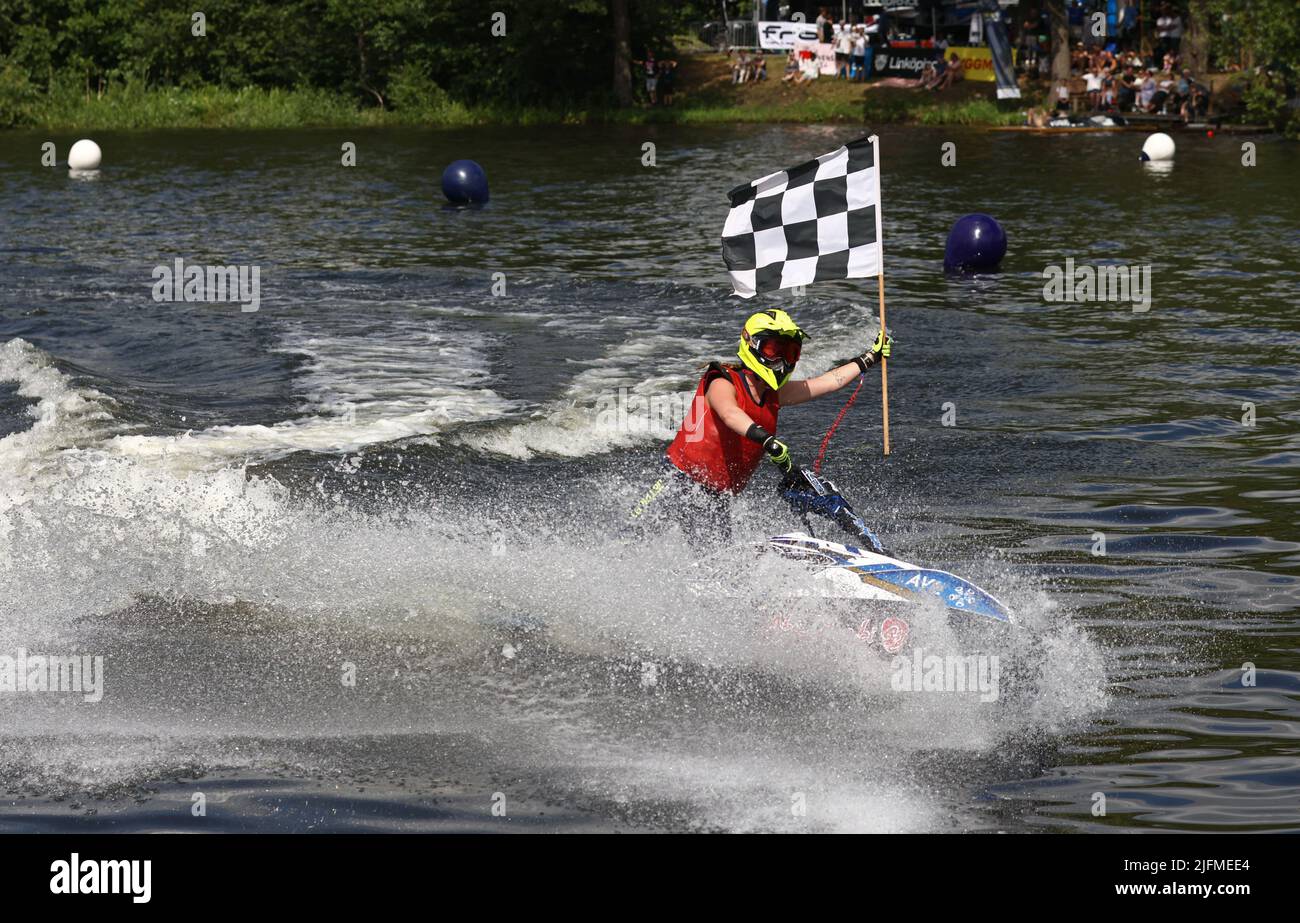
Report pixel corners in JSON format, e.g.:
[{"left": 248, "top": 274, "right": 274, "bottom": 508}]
[{"left": 0, "top": 125, "right": 1297, "bottom": 832}]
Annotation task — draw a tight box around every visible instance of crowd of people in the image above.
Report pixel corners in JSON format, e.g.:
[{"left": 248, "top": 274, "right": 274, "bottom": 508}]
[
  {"left": 1006, "top": 3, "right": 1210, "bottom": 121},
  {"left": 1055, "top": 38, "right": 1209, "bottom": 120},
  {"left": 773, "top": 9, "right": 874, "bottom": 86},
  {"left": 828, "top": 15, "right": 873, "bottom": 82},
  {"left": 676, "top": 2, "right": 1216, "bottom": 121}
]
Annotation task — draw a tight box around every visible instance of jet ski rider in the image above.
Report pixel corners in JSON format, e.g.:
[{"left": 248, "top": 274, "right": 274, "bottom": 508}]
[{"left": 632, "top": 308, "right": 892, "bottom": 544}]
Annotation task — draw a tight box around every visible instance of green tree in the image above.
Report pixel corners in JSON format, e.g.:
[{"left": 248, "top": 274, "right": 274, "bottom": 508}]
[{"left": 1046, "top": 0, "right": 1070, "bottom": 85}]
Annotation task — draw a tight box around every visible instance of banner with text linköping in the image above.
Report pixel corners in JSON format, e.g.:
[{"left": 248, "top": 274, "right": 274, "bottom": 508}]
[{"left": 873, "top": 47, "right": 936, "bottom": 77}]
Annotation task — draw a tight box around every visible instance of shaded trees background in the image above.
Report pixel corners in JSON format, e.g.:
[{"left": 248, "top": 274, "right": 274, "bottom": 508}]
[
  {"left": 0, "top": 0, "right": 716, "bottom": 110},
  {"left": 0, "top": 0, "right": 1295, "bottom": 127}
]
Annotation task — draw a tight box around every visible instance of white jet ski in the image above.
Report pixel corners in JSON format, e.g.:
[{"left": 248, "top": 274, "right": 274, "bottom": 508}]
[{"left": 764, "top": 465, "right": 1013, "bottom": 654}]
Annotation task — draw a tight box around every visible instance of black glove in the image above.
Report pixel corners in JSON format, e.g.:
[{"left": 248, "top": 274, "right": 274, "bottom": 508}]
[
  {"left": 762, "top": 435, "right": 792, "bottom": 471},
  {"left": 848, "top": 328, "right": 893, "bottom": 374},
  {"left": 746, "top": 424, "right": 794, "bottom": 472}
]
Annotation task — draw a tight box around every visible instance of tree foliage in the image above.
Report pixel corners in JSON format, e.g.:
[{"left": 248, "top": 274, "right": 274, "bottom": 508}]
[{"left": 0, "top": 0, "right": 713, "bottom": 115}]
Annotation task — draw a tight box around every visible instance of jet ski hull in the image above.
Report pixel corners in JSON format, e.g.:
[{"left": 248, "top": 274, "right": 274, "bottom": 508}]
[{"left": 768, "top": 532, "right": 1013, "bottom": 623}]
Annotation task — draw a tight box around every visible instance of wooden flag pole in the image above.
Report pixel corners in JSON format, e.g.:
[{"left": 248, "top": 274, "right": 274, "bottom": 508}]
[
  {"left": 877, "top": 269, "right": 890, "bottom": 456},
  {"left": 869, "top": 134, "right": 890, "bottom": 457}
]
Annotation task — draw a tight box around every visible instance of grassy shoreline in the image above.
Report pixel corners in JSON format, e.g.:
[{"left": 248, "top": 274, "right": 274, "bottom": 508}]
[
  {"left": 3, "top": 55, "right": 1290, "bottom": 135},
  {"left": 2, "top": 55, "right": 1030, "bottom": 131},
  {"left": 1, "top": 85, "right": 1026, "bottom": 131}
]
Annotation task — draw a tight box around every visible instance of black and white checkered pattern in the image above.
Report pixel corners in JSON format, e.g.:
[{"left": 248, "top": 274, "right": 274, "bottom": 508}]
[{"left": 721, "top": 136, "right": 882, "bottom": 298}]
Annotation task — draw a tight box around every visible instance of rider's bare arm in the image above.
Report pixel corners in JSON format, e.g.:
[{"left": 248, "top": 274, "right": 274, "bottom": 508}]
[
  {"left": 705, "top": 377, "right": 760, "bottom": 437},
  {"left": 778, "top": 361, "right": 866, "bottom": 406}
]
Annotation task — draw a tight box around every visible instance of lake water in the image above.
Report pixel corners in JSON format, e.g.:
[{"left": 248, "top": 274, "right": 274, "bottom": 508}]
[{"left": 0, "top": 124, "right": 1297, "bottom": 832}]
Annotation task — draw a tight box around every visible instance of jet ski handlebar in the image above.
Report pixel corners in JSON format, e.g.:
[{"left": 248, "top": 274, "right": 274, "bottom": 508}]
[{"left": 778, "top": 465, "right": 887, "bottom": 555}]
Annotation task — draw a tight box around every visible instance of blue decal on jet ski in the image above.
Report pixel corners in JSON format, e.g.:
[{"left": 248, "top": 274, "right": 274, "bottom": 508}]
[{"left": 772, "top": 466, "right": 1013, "bottom": 623}]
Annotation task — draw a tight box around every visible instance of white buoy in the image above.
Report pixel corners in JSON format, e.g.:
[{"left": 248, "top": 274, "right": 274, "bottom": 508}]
[
  {"left": 67, "top": 138, "right": 102, "bottom": 171},
  {"left": 1140, "top": 132, "right": 1175, "bottom": 162}
]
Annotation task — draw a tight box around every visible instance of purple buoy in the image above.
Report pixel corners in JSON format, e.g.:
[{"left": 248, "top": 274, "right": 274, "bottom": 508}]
[
  {"left": 441, "top": 159, "right": 489, "bottom": 206},
  {"left": 944, "top": 213, "right": 1007, "bottom": 273}
]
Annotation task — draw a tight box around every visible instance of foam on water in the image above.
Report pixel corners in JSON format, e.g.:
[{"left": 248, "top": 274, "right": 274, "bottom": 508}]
[
  {"left": 99, "top": 317, "right": 519, "bottom": 468},
  {"left": 443, "top": 305, "right": 881, "bottom": 461},
  {"left": 448, "top": 333, "right": 702, "bottom": 459},
  {"left": 0, "top": 336, "right": 1107, "bottom": 831},
  {"left": 0, "top": 339, "right": 120, "bottom": 504}
]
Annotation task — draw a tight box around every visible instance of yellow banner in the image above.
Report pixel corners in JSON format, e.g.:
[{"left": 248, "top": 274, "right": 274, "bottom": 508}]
[{"left": 948, "top": 46, "right": 1015, "bottom": 83}]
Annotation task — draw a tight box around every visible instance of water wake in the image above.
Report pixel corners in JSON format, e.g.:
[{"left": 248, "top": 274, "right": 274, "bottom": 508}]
[{"left": 0, "top": 337, "right": 1106, "bottom": 831}]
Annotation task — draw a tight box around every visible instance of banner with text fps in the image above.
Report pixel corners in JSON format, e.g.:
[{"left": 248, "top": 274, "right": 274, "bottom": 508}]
[{"left": 758, "top": 20, "right": 819, "bottom": 51}]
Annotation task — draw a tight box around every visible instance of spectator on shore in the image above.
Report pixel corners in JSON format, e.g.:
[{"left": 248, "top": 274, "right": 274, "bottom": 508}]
[
  {"left": 1084, "top": 64, "right": 1102, "bottom": 110},
  {"left": 753, "top": 55, "right": 767, "bottom": 82},
  {"left": 919, "top": 60, "right": 940, "bottom": 90},
  {"left": 934, "top": 53, "right": 964, "bottom": 91},
  {"left": 782, "top": 50, "right": 800, "bottom": 82},
  {"left": 1071, "top": 42, "right": 1089, "bottom": 73},
  {"left": 1120, "top": 62, "right": 1136, "bottom": 98},
  {"left": 1181, "top": 74, "right": 1209, "bottom": 120},
  {"left": 1155, "top": 5, "right": 1172, "bottom": 54},
  {"left": 835, "top": 22, "right": 853, "bottom": 78},
  {"left": 1171, "top": 67, "right": 1197, "bottom": 116},
  {"left": 790, "top": 47, "right": 817, "bottom": 85},
  {"left": 1138, "top": 67, "right": 1157, "bottom": 109},
  {"left": 798, "top": 56, "right": 818, "bottom": 84},
  {"left": 1020, "top": 14, "right": 1040, "bottom": 71},
  {"left": 1053, "top": 80, "right": 1070, "bottom": 113},
  {"left": 1101, "top": 69, "right": 1116, "bottom": 109},
  {"left": 1162, "top": 50, "right": 1179, "bottom": 74},
  {"left": 1156, "top": 4, "right": 1183, "bottom": 60},
  {"left": 1149, "top": 78, "right": 1172, "bottom": 114},
  {"left": 1171, "top": 68, "right": 1188, "bottom": 105},
  {"left": 931, "top": 52, "right": 948, "bottom": 86},
  {"left": 731, "top": 50, "right": 748, "bottom": 84},
  {"left": 1117, "top": 72, "right": 1136, "bottom": 111},
  {"left": 1164, "top": 7, "right": 1185, "bottom": 57},
  {"left": 851, "top": 27, "right": 868, "bottom": 80},
  {"left": 817, "top": 7, "right": 834, "bottom": 43},
  {"left": 635, "top": 50, "right": 658, "bottom": 104},
  {"left": 658, "top": 58, "right": 677, "bottom": 105}
]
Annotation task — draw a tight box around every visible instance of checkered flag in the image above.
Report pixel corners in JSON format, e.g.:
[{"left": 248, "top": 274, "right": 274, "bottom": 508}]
[{"left": 721, "top": 136, "right": 883, "bottom": 298}]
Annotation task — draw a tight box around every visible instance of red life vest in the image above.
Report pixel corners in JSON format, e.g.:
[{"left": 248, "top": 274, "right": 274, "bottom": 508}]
[{"left": 666, "top": 363, "right": 780, "bottom": 494}]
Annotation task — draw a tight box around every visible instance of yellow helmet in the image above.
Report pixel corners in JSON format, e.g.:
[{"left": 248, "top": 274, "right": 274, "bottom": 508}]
[{"left": 737, "top": 309, "right": 809, "bottom": 390}]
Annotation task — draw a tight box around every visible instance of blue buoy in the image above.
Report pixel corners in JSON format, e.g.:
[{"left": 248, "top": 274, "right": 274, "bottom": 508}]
[
  {"left": 943, "top": 213, "right": 1007, "bottom": 273},
  {"left": 441, "top": 159, "right": 489, "bottom": 206}
]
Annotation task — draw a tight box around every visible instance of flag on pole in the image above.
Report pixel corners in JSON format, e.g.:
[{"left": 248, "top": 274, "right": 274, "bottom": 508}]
[{"left": 720, "top": 136, "right": 882, "bottom": 298}]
